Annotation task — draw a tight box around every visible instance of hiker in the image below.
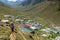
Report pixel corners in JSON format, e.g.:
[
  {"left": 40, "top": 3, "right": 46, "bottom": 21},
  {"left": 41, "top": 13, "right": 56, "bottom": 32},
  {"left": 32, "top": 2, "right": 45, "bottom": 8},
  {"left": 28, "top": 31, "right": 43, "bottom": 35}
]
[
  {"left": 0, "top": 19, "right": 1, "bottom": 22},
  {"left": 9, "top": 22, "right": 14, "bottom": 32}
]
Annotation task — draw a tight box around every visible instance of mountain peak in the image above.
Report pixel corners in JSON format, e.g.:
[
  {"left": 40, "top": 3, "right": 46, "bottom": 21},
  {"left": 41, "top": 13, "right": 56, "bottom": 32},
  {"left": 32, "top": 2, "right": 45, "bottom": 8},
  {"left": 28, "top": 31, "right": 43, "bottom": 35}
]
[{"left": 0, "top": 0, "right": 44, "bottom": 7}]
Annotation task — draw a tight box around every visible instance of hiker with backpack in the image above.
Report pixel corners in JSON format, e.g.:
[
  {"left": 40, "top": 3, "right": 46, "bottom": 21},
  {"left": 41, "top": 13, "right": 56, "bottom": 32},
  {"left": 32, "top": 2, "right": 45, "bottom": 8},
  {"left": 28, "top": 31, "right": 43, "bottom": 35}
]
[{"left": 10, "top": 22, "right": 14, "bottom": 32}]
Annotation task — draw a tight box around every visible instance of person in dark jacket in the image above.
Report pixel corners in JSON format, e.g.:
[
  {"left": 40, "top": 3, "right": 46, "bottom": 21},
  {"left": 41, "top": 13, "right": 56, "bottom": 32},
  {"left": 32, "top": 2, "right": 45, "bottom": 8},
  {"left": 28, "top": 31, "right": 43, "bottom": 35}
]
[{"left": 10, "top": 22, "right": 14, "bottom": 32}]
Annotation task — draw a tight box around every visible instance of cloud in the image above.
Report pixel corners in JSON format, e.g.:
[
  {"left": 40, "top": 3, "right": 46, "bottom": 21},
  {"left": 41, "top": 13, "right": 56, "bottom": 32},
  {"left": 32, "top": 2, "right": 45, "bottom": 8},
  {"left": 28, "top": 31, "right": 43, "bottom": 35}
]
[
  {"left": 19, "top": 0, "right": 25, "bottom": 1},
  {"left": 8, "top": 0, "right": 17, "bottom": 2}
]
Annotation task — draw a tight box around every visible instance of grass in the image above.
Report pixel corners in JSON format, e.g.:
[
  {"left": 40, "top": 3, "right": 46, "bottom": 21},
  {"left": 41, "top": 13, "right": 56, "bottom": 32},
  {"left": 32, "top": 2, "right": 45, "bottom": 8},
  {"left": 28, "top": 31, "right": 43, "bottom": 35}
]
[
  {"left": 0, "top": 1, "right": 60, "bottom": 25},
  {"left": 0, "top": 0, "right": 60, "bottom": 40},
  {"left": 0, "top": 26, "right": 11, "bottom": 40}
]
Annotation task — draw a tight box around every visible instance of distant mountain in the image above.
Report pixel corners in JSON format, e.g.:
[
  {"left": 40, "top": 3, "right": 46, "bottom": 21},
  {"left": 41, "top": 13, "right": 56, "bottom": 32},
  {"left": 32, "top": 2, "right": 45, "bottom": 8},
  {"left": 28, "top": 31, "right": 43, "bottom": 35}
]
[
  {"left": 0, "top": 0, "right": 44, "bottom": 7},
  {"left": 0, "top": 0, "right": 60, "bottom": 25}
]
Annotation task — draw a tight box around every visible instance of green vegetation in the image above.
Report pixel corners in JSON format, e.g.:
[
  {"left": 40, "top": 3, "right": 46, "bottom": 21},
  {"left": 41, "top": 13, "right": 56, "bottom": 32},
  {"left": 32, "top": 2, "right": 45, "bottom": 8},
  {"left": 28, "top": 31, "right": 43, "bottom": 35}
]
[
  {"left": 0, "top": 0, "right": 60, "bottom": 40},
  {"left": 0, "top": 1, "right": 60, "bottom": 25}
]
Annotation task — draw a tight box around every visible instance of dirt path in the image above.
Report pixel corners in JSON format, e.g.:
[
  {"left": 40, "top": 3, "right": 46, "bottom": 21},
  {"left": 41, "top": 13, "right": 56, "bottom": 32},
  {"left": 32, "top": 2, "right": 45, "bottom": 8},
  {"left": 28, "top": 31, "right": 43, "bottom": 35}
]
[
  {"left": 9, "top": 32, "right": 16, "bottom": 40},
  {"left": 28, "top": 32, "right": 41, "bottom": 40},
  {"left": 18, "top": 30, "right": 27, "bottom": 40}
]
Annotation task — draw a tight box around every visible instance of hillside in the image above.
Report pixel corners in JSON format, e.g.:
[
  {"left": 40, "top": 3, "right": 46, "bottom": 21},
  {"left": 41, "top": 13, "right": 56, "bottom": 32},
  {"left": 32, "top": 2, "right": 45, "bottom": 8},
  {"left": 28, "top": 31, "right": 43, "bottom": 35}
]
[
  {"left": 0, "top": 0, "right": 60, "bottom": 40},
  {"left": 0, "top": 1, "right": 60, "bottom": 25}
]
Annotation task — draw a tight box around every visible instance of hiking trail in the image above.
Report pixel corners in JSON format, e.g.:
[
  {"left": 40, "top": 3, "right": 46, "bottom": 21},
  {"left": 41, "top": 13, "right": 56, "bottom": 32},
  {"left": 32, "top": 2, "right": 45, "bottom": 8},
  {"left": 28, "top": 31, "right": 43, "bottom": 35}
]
[{"left": 9, "top": 32, "right": 16, "bottom": 40}]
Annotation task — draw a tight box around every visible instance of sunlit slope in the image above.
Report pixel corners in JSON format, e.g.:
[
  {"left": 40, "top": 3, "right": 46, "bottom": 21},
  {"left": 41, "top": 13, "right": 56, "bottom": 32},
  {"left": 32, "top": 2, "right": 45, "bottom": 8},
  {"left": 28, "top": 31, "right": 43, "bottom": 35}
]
[
  {"left": 20, "top": 1, "right": 60, "bottom": 25},
  {"left": 0, "top": 1, "right": 60, "bottom": 25}
]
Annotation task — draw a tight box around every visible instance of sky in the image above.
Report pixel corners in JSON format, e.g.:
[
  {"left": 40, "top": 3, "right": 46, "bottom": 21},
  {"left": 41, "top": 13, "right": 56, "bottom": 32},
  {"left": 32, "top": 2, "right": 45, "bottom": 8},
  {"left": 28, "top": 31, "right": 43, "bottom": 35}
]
[
  {"left": 0, "top": 0, "right": 25, "bottom": 6},
  {"left": 0, "top": 0, "right": 32, "bottom": 6},
  {"left": 8, "top": 0, "right": 17, "bottom": 2},
  {"left": 0, "top": 0, "right": 25, "bottom": 3},
  {"left": 7, "top": 0, "right": 25, "bottom": 2},
  {"left": 0, "top": 0, "right": 42, "bottom": 7}
]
